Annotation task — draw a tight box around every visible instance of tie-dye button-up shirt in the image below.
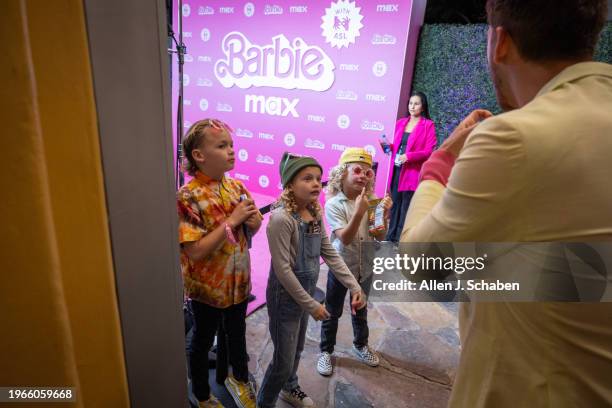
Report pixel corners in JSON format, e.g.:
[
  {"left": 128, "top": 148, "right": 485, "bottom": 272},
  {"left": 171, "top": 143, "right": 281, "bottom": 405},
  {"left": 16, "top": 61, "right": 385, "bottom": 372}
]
[{"left": 177, "top": 171, "right": 251, "bottom": 308}]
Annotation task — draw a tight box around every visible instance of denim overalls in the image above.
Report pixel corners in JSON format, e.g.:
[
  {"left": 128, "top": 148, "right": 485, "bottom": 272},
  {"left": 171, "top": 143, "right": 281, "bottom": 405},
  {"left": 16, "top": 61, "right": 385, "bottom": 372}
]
[{"left": 257, "top": 215, "right": 321, "bottom": 408}]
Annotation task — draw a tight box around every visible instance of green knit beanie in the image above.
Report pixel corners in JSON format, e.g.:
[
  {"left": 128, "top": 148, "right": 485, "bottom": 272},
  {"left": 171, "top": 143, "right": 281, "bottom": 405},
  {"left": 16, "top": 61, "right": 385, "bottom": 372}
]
[{"left": 279, "top": 152, "right": 323, "bottom": 188}]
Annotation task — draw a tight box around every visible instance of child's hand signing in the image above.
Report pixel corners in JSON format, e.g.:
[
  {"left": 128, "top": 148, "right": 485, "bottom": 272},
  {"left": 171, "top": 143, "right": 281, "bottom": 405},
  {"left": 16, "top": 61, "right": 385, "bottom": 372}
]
[
  {"left": 381, "top": 194, "right": 393, "bottom": 219},
  {"left": 351, "top": 291, "right": 367, "bottom": 315},
  {"left": 312, "top": 304, "right": 331, "bottom": 321},
  {"left": 227, "top": 199, "right": 258, "bottom": 228},
  {"left": 355, "top": 187, "right": 369, "bottom": 217},
  {"left": 244, "top": 211, "right": 263, "bottom": 230}
]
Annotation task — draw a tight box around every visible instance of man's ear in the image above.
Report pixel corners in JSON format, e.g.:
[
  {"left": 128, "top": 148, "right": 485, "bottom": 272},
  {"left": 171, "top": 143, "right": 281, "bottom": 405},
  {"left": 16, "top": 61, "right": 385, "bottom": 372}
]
[{"left": 493, "top": 26, "right": 512, "bottom": 64}]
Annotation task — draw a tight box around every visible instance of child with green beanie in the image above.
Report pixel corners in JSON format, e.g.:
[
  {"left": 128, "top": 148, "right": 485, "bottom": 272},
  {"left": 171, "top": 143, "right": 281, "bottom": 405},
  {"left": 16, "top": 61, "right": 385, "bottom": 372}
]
[{"left": 257, "top": 152, "right": 366, "bottom": 408}]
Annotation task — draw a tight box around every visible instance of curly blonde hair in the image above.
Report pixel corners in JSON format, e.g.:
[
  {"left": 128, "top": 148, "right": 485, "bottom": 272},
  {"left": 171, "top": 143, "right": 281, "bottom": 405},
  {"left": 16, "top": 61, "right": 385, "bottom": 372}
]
[
  {"left": 325, "top": 163, "right": 374, "bottom": 198},
  {"left": 276, "top": 188, "right": 322, "bottom": 219}
]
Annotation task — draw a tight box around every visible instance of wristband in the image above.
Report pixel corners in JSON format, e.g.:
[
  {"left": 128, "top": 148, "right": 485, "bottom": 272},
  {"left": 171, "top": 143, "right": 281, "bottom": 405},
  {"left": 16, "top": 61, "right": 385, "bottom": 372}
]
[
  {"left": 419, "top": 149, "right": 456, "bottom": 186},
  {"left": 225, "top": 222, "right": 238, "bottom": 245}
]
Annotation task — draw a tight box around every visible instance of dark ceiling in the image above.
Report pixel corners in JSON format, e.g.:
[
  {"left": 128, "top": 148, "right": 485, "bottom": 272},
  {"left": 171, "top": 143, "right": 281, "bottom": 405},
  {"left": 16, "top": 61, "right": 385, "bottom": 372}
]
[{"left": 425, "top": 0, "right": 488, "bottom": 24}]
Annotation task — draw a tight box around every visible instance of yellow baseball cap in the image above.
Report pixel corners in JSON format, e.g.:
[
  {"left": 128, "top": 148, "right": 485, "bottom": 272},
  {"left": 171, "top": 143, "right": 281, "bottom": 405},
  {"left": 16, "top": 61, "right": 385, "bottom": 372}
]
[{"left": 339, "top": 147, "right": 372, "bottom": 166}]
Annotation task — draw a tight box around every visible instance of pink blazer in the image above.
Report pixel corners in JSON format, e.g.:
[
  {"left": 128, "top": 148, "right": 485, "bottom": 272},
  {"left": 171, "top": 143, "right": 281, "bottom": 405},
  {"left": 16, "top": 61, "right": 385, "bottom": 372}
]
[{"left": 387, "top": 117, "right": 437, "bottom": 192}]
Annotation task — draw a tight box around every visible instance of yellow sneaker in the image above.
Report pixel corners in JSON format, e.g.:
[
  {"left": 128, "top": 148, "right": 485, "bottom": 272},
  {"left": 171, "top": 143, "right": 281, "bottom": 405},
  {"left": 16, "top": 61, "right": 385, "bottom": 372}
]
[
  {"left": 224, "top": 375, "right": 256, "bottom": 408},
  {"left": 197, "top": 394, "right": 224, "bottom": 408}
]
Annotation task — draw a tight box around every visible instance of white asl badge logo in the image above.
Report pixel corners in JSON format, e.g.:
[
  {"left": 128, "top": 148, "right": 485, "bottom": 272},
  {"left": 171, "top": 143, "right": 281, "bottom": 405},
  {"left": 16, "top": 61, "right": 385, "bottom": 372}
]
[{"left": 321, "top": 0, "right": 364, "bottom": 49}]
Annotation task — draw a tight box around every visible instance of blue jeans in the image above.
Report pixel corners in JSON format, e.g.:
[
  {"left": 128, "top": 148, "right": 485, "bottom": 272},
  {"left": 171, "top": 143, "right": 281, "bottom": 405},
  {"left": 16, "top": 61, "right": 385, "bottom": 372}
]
[
  {"left": 320, "top": 271, "right": 373, "bottom": 353},
  {"left": 257, "top": 220, "right": 321, "bottom": 408}
]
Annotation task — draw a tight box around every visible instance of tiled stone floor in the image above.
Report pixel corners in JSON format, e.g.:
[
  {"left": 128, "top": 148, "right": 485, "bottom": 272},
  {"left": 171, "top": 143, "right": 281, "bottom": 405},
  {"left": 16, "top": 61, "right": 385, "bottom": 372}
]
[{"left": 246, "top": 265, "right": 460, "bottom": 408}]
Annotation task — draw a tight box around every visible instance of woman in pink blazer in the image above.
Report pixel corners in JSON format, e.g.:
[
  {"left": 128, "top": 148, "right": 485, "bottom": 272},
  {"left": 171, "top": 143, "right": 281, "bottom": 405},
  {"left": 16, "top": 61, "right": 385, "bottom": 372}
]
[{"left": 386, "top": 92, "right": 437, "bottom": 242}]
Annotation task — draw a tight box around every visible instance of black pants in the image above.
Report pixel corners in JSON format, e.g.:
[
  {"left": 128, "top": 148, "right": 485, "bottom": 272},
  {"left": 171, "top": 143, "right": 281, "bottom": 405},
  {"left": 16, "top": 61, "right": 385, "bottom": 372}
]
[
  {"left": 387, "top": 176, "right": 414, "bottom": 242},
  {"left": 320, "top": 271, "right": 372, "bottom": 353},
  {"left": 188, "top": 299, "right": 249, "bottom": 401}
]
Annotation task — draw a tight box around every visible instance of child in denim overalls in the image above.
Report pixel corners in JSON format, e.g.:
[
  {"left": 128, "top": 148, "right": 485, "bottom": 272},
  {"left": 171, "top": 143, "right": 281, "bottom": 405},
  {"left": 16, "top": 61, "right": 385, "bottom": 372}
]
[{"left": 257, "top": 152, "right": 366, "bottom": 408}]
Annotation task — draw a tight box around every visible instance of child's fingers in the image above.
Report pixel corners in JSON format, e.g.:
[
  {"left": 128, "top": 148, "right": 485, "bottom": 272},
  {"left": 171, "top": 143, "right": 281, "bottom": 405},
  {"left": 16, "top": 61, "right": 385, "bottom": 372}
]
[
  {"left": 321, "top": 304, "right": 329, "bottom": 314},
  {"left": 316, "top": 305, "right": 331, "bottom": 320},
  {"left": 241, "top": 199, "right": 255, "bottom": 209},
  {"left": 351, "top": 292, "right": 366, "bottom": 313},
  {"left": 242, "top": 201, "right": 256, "bottom": 211},
  {"left": 350, "top": 293, "right": 359, "bottom": 315},
  {"left": 241, "top": 209, "right": 257, "bottom": 221}
]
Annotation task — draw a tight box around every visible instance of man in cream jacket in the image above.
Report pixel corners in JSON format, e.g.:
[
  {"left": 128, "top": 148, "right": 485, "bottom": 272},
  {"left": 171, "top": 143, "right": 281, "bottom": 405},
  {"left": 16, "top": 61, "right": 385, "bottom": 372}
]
[{"left": 401, "top": 0, "right": 612, "bottom": 406}]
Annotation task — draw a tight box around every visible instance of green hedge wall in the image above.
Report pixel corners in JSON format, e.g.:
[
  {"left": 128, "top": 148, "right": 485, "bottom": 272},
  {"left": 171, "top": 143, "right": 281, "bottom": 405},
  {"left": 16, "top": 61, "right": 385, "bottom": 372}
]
[{"left": 411, "top": 23, "right": 612, "bottom": 145}]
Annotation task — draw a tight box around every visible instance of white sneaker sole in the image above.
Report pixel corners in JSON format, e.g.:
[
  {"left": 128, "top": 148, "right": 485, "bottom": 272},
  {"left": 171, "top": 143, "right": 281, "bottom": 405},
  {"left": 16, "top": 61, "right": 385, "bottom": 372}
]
[
  {"left": 317, "top": 354, "right": 333, "bottom": 376},
  {"left": 352, "top": 348, "right": 380, "bottom": 367},
  {"left": 317, "top": 365, "right": 332, "bottom": 376}
]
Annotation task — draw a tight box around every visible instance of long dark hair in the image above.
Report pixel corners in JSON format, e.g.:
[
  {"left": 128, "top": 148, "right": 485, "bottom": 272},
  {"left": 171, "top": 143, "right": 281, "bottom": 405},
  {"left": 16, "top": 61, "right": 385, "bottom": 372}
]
[{"left": 409, "top": 91, "right": 430, "bottom": 120}]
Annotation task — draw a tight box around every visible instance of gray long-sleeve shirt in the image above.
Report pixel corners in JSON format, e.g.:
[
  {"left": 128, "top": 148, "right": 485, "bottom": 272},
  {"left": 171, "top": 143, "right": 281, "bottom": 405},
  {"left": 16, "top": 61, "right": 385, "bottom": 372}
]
[{"left": 267, "top": 207, "right": 361, "bottom": 315}]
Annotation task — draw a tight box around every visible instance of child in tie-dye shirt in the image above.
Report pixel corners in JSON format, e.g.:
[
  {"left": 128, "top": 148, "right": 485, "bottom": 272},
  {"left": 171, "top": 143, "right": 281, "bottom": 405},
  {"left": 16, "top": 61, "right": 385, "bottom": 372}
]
[{"left": 178, "top": 118, "right": 262, "bottom": 408}]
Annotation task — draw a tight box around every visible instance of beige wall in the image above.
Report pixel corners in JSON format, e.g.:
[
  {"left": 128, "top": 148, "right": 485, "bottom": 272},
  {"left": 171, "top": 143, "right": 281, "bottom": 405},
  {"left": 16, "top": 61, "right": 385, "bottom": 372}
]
[{"left": 83, "top": 0, "right": 187, "bottom": 406}]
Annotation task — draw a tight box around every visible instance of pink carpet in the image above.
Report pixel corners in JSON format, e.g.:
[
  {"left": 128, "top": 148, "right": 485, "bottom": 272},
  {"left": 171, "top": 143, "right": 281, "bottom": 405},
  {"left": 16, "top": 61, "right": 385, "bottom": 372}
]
[{"left": 247, "top": 192, "right": 277, "bottom": 315}]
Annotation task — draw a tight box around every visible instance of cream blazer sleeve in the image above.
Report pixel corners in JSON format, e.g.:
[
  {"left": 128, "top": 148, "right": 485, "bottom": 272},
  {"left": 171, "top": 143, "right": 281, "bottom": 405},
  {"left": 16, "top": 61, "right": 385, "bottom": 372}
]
[{"left": 401, "top": 117, "right": 527, "bottom": 242}]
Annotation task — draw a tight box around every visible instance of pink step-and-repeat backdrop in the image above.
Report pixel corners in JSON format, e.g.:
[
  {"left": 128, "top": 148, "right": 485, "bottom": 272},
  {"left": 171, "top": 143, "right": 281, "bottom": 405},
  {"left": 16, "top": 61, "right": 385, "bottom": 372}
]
[{"left": 173, "top": 0, "right": 422, "bottom": 199}]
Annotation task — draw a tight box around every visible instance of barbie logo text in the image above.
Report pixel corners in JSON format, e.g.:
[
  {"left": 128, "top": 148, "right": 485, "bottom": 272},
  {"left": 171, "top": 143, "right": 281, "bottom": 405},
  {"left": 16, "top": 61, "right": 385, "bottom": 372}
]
[{"left": 215, "top": 32, "right": 335, "bottom": 91}]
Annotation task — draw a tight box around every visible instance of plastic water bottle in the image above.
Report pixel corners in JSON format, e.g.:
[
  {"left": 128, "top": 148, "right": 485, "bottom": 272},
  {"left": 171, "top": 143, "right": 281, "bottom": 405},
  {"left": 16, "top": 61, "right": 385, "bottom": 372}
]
[
  {"left": 368, "top": 198, "right": 387, "bottom": 234},
  {"left": 380, "top": 134, "right": 392, "bottom": 155},
  {"left": 374, "top": 201, "right": 386, "bottom": 230}
]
